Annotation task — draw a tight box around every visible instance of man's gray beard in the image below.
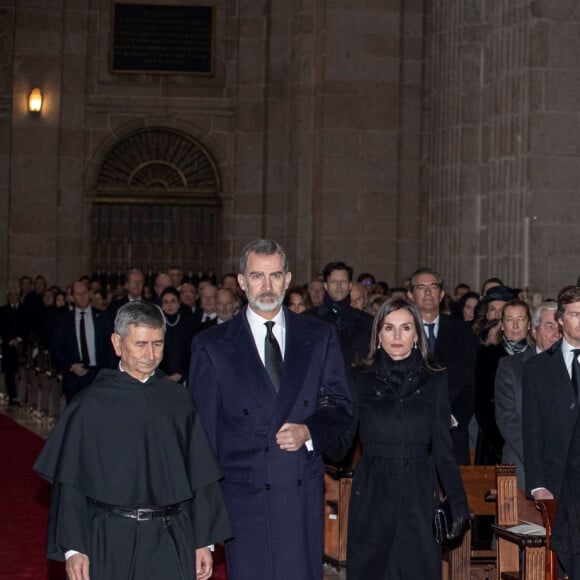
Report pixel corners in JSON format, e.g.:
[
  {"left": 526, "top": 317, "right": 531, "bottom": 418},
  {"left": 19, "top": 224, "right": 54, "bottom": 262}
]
[{"left": 249, "top": 294, "right": 284, "bottom": 313}]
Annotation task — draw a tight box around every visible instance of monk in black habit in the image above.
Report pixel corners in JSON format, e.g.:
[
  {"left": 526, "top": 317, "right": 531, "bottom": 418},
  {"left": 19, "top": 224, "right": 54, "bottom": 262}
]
[{"left": 34, "top": 301, "right": 231, "bottom": 580}]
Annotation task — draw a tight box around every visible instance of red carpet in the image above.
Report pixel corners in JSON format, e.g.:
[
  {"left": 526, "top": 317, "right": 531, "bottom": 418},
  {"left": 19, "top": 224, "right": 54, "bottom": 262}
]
[
  {"left": 0, "top": 412, "right": 227, "bottom": 579},
  {"left": 0, "top": 413, "right": 65, "bottom": 579}
]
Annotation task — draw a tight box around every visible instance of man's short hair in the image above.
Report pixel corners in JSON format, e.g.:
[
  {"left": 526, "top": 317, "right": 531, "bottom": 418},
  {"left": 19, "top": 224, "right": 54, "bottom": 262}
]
[
  {"left": 408, "top": 267, "right": 444, "bottom": 291},
  {"left": 239, "top": 239, "right": 288, "bottom": 275},
  {"left": 322, "top": 262, "right": 353, "bottom": 282},
  {"left": 115, "top": 301, "right": 166, "bottom": 338},
  {"left": 531, "top": 301, "right": 557, "bottom": 329},
  {"left": 557, "top": 286, "right": 580, "bottom": 320}
]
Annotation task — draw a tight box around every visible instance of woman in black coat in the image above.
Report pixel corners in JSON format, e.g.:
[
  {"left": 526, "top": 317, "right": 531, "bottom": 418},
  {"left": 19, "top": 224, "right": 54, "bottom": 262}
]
[
  {"left": 158, "top": 287, "right": 193, "bottom": 384},
  {"left": 328, "top": 297, "right": 469, "bottom": 579}
]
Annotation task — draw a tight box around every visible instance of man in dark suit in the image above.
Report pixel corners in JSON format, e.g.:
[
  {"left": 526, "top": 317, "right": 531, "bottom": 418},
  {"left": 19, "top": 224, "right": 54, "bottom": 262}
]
[
  {"left": 51, "top": 280, "right": 115, "bottom": 403},
  {"left": 189, "top": 239, "right": 353, "bottom": 580},
  {"left": 197, "top": 288, "right": 237, "bottom": 333},
  {"left": 191, "top": 283, "right": 217, "bottom": 335},
  {"left": 552, "top": 400, "right": 580, "bottom": 579},
  {"left": 0, "top": 287, "right": 27, "bottom": 405},
  {"left": 495, "top": 302, "right": 561, "bottom": 487},
  {"left": 408, "top": 267, "right": 477, "bottom": 464},
  {"left": 306, "top": 261, "right": 373, "bottom": 366},
  {"left": 107, "top": 268, "right": 145, "bottom": 318},
  {"left": 523, "top": 286, "right": 580, "bottom": 504}
]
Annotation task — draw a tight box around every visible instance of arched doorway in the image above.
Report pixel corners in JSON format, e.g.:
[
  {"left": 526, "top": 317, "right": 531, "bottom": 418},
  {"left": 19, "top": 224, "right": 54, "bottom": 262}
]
[{"left": 92, "top": 128, "right": 221, "bottom": 286}]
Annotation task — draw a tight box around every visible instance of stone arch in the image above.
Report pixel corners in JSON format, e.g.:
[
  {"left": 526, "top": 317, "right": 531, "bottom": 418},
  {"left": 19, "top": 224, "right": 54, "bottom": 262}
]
[
  {"left": 89, "top": 125, "right": 226, "bottom": 281},
  {"left": 95, "top": 127, "right": 221, "bottom": 203}
]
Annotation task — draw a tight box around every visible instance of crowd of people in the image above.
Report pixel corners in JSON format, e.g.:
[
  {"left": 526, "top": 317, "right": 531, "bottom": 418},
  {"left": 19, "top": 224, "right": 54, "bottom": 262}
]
[{"left": 3, "top": 243, "right": 580, "bottom": 579}]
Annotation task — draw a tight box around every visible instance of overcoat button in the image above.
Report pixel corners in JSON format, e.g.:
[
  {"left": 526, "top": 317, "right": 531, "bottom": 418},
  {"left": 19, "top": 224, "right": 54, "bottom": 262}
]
[
  {"left": 265, "top": 483, "right": 271, "bottom": 490},
  {"left": 571, "top": 403, "right": 576, "bottom": 410},
  {"left": 242, "top": 408, "right": 249, "bottom": 415},
  {"left": 303, "top": 400, "right": 308, "bottom": 407},
  {"left": 265, "top": 446, "right": 269, "bottom": 452},
  {"left": 297, "top": 480, "right": 302, "bottom": 487}
]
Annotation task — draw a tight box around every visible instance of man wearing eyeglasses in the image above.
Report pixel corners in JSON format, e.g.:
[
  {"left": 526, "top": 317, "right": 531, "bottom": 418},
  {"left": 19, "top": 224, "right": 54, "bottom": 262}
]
[{"left": 408, "top": 267, "right": 477, "bottom": 465}]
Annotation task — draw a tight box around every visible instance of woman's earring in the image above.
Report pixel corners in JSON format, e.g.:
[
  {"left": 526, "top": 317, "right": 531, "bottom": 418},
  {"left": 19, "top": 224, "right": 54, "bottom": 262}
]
[
  {"left": 413, "top": 338, "right": 418, "bottom": 349},
  {"left": 377, "top": 342, "right": 381, "bottom": 350}
]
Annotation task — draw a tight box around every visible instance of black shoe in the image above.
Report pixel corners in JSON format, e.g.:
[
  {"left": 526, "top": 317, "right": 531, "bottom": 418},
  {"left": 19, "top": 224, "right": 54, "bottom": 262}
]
[{"left": 8, "top": 399, "right": 21, "bottom": 407}]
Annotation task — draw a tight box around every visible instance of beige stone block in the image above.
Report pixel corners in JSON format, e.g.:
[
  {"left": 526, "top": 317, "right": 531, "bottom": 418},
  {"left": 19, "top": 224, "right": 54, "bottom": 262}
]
[
  {"left": 321, "top": 128, "right": 359, "bottom": 158},
  {"left": 320, "top": 157, "right": 361, "bottom": 191},
  {"left": 530, "top": 0, "right": 580, "bottom": 20},
  {"left": 549, "top": 22, "right": 580, "bottom": 69},
  {"left": 359, "top": 190, "right": 398, "bottom": 216},
  {"left": 461, "top": 126, "right": 480, "bottom": 162},
  {"left": 317, "top": 237, "right": 358, "bottom": 264},
  {"left": 321, "top": 93, "right": 361, "bottom": 128},
  {"left": 359, "top": 157, "right": 398, "bottom": 191},
  {"left": 401, "top": 34, "right": 423, "bottom": 61},
  {"left": 358, "top": 92, "right": 400, "bottom": 131},
  {"left": 234, "top": 160, "right": 263, "bottom": 192},
  {"left": 529, "top": 20, "right": 549, "bottom": 68},
  {"left": 528, "top": 69, "right": 545, "bottom": 112},
  {"left": 529, "top": 155, "right": 580, "bottom": 190},
  {"left": 233, "top": 215, "right": 264, "bottom": 241},
  {"left": 239, "top": 18, "right": 266, "bottom": 40},
  {"left": 546, "top": 70, "right": 580, "bottom": 111},
  {"left": 363, "top": 33, "right": 400, "bottom": 58},
  {"left": 234, "top": 131, "right": 263, "bottom": 161},
  {"left": 236, "top": 101, "right": 266, "bottom": 132},
  {"left": 529, "top": 112, "right": 580, "bottom": 155},
  {"left": 237, "top": 40, "right": 266, "bottom": 84},
  {"left": 210, "top": 114, "right": 234, "bottom": 134},
  {"left": 462, "top": 89, "right": 482, "bottom": 124}
]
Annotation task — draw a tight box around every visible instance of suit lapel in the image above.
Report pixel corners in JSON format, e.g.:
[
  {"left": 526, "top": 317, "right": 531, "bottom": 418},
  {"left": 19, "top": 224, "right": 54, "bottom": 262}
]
[
  {"left": 271, "top": 310, "right": 314, "bottom": 426},
  {"left": 225, "top": 311, "right": 278, "bottom": 414},
  {"left": 550, "top": 345, "right": 576, "bottom": 403}
]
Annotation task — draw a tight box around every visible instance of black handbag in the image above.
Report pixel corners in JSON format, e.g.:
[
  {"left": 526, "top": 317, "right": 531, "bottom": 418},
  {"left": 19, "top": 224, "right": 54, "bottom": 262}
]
[{"left": 433, "top": 497, "right": 453, "bottom": 544}]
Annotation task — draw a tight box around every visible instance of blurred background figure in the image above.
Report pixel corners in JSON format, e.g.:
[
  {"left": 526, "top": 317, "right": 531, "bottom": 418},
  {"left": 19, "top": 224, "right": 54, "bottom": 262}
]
[
  {"left": 159, "top": 287, "right": 193, "bottom": 384},
  {"left": 350, "top": 283, "right": 367, "bottom": 311},
  {"left": 284, "top": 286, "right": 312, "bottom": 314},
  {"left": 307, "top": 279, "right": 325, "bottom": 308}
]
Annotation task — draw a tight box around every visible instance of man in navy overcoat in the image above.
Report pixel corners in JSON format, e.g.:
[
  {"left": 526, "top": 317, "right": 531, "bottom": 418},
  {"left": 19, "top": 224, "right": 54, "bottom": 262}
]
[{"left": 189, "top": 239, "right": 354, "bottom": 580}]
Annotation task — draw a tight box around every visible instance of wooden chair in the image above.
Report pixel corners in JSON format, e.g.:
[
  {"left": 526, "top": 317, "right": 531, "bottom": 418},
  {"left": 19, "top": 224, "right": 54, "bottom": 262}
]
[
  {"left": 443, "top": 464, "right": 497, "bottom": 580},
  {"left": 323, "top": 466, "right": 353, "bottom": 567},
  {"left": 492, "top": 464, "right": 547, "bottom": 580}
]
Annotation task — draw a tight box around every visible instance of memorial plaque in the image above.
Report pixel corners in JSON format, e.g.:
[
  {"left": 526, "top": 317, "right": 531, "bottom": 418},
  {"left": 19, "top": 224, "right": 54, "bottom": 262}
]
[{"left": 112, "top": 3, "right": 214, "bottom": 75}]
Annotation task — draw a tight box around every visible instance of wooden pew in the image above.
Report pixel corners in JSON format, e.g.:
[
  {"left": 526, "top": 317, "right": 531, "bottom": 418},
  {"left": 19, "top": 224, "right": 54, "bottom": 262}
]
[
  {"left": 535, "top": 499, "right": 559, "bottom": 580},
  {"left": 323, "top": 466, "right": 353, "bottom": 567},
  {"left": 443, "top": 464, "right": 497, "bottom": 580},
  {"left": 492, "top": 464, "right": 547, "bottom": 580}
]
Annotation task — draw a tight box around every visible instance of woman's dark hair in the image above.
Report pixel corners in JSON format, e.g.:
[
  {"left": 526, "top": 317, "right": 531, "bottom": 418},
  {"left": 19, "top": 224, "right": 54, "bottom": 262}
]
[
  {"left": 452, "top": 291, "right": 481, "bottom": 322},
  {"left": 360, "top": 297, "right": 441, "bottom": 371},
  {"left": 160, "top": 286, "right": 180, "bottom": 303},
  {"left": 283, "top": 285, "right": 312, "bottom": 309}
]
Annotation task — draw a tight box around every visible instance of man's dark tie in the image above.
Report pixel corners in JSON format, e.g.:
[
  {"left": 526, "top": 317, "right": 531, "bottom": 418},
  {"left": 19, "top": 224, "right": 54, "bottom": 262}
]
[
  {"left": 571, "top": 349, "right": 580, "bottom": 400},
  {"left": 264, "top": 321, "right": 283, "bottom": 393},
  {"left": 425, "top": 323, "right": 436, "bottom": 353},
  {"left": 79, "top": 311, "right": 90, "bottom": 366}
]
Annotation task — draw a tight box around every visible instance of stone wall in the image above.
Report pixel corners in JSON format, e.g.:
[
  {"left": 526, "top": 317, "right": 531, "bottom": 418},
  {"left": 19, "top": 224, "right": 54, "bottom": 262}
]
[
  {"left": 424, "top": 0, "right": 580, "bottom": 296},
  {"left": 6, "top": 1, "right": 580, "bottom": 296}
]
